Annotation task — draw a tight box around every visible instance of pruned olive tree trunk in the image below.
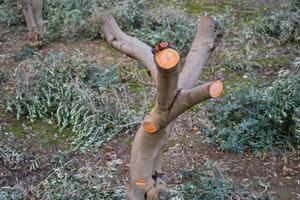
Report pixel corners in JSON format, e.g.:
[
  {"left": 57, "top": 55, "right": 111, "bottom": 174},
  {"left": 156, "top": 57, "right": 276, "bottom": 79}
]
[
  {"left": 20, "top": 0, "right": 44, "bottom": 47},
  {"left": 102, "top": 14, "right": 222, "bottom": 200}
]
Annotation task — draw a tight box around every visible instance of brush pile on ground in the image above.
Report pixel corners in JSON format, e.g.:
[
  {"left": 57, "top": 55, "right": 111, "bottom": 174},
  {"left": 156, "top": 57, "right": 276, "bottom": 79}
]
[
  {"left": 201, "top": 0, "right": 300, "bottom": 154},
  {"left": 7, "top": 52, "right": 136, "bottom": 151},
  {"left": 0, "top": 157, "right": 127, "bottom": 199},
  {"left": 206, "top": 69, "right": 300, "bottom": 153},
  {"left": 170, "top": 161, "right": 275, "bottom": 199},
  {"left": 1, "top": 158, "right": 273, "bottom": 200},
  {"left": 211, "top": 0, "right": 299, "bottom": 71}
]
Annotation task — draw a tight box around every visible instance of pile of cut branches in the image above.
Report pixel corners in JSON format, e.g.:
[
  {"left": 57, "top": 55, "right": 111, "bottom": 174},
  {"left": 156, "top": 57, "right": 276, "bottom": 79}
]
[
  {"left": 7, "top": 52, "right": 136, "bottom": 151},
  {"left": 206, "top": 70, "right": 300, "bottom": 153}
]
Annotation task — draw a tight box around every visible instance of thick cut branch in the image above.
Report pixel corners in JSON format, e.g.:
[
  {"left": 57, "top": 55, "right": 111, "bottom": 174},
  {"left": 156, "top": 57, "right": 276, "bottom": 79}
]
[
  {"left": 172, "top": 80, "right": 223, "bottom": 117},
  {"left": 179, "top": 15, "right": 215, "bottom": 89},
  {"left": 102, "top": 15, "right": 158, "bottom": 84},
  {"left": 155, "top": 48, "right": 180, "bottom": 111}
]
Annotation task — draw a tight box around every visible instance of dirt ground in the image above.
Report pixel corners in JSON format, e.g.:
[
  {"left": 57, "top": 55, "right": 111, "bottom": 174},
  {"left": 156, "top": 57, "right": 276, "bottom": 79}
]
[{"left": 0, "top": 24, "right": 300, "bottom": 200}]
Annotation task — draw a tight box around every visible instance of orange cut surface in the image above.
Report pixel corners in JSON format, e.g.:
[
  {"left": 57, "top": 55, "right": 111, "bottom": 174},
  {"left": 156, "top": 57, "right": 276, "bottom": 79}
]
[
  {"left": 155, "top": 48, "right": 180, "bottom": 69},
  {"left": 209, "top": 80, "right": 223, "bottom": 97},
  {"left": 142, "top": 120, "right": 157, "bottom": 133},
  {"left": 135, "top": 179, "right": 146, "bottom": 186}
]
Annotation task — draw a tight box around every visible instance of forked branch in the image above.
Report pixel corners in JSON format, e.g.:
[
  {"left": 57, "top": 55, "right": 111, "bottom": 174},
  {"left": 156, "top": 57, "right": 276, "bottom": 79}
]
[
  {"left": 102, "top": 15, "right": 158, "bottom": 84},
  {"left": 102, "top": 14, "right": 222, "bottom": 200}
]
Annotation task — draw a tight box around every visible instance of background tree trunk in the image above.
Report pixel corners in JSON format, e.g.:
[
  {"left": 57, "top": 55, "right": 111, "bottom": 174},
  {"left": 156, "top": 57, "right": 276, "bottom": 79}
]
[
  {"left": 20, "top": 0, "right": 44, "bottom": 46},
  {"left": 102, "top": 14, "right": 222, "bottom": 200}
]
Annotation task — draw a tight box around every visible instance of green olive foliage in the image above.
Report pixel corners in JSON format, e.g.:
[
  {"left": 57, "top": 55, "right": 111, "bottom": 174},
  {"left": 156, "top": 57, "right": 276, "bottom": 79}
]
[
  {"left": 168, "top": 161, "right": 275, "bottom": 200},
  {"left": 205, "top": 70, "right": 300, "bottom": 153},
  {"left": 7, "top": 52, "right": 136, "bottom": 151}
]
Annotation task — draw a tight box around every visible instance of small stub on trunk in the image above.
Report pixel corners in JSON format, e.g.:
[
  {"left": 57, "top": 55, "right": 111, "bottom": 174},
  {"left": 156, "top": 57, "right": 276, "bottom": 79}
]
[
  {"left": 135, "top": 179, "right": 146, "bottom": 186},
  {"left": 155, "top": 48, "right": 180, "bottom": 69},
  {"left": 209, "top": 80, "right": 223, "bottom": 97},
  {"left": 143, "top": 120, "right": 158, "bottom": 133}
]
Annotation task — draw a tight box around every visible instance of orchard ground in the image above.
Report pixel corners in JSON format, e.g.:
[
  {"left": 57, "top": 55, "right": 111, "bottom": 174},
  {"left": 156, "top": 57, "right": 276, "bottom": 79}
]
[{"left": 0, "top": 0, "right": 300, "bottom": 199}]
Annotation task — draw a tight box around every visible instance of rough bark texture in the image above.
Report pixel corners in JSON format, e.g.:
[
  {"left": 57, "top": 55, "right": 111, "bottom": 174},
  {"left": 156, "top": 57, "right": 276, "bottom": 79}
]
[{"left": 102, "top": 14, "right": 219, "bottom": 200}]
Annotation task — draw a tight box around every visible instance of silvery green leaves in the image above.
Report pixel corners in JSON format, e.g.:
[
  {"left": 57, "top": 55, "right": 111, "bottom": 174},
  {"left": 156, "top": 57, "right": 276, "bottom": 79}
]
[
  {"left": 206, "top": 71, "right": 300, "bottom": 153},
  {"left": 7, "top": 52, "right": 135, "bottom": 151}
]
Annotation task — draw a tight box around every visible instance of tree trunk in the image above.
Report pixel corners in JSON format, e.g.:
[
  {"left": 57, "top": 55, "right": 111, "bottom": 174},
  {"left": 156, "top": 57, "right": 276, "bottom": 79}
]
[
  {"left": 102, "top": 14, "right": 222, "bottom": 200},
  {"left": 20, "top": 0, "right": 44, "bottom": 47}
]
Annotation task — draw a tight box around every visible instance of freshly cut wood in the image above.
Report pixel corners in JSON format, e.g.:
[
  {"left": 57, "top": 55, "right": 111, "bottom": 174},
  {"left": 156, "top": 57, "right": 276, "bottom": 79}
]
[
  {"left": 102, "top": 14, "right": 221, "bottom": 200},
  {"left": 155, "top": 48, "right": 180, "bottom": 69},
  {"left": 135, "top": 179, "right": 146, "bottom": 186},
  {"left": 209, "top": 80, "right": 223, "bottom": 97},
  {"left": 143, "top": 119, "right": 158, "bottom": 133}
]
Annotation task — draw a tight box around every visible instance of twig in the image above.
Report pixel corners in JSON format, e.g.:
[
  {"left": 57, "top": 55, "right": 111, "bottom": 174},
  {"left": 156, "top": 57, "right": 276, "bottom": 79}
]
[{"left": 28, "top": 158, "right": 80, "bottom": 193}]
